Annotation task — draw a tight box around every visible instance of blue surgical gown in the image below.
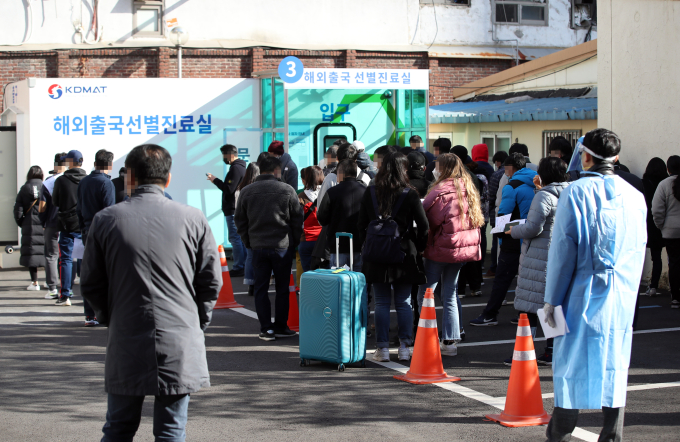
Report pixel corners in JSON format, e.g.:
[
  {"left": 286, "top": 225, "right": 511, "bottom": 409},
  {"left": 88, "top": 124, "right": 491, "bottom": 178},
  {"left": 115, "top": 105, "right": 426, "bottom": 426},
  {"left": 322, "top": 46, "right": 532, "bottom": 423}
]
[{"left": 544, "top": 172, "right": 647, "bottom": 409}]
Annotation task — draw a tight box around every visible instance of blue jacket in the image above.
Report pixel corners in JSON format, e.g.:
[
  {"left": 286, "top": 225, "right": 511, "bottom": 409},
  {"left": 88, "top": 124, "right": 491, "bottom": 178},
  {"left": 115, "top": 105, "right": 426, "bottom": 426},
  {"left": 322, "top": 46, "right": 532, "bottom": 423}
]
[
  {"left": 497, "top": 167, "right": 537, "bottom": 253},
  {"left": 77, "top": 170, "right": 115, "bottom": 241}
]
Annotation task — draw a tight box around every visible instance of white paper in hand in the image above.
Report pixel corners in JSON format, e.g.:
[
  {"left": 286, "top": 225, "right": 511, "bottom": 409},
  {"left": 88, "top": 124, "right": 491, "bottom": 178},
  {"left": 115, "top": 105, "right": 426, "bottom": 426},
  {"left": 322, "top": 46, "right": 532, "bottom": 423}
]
[
  {"left": 537, "top": 305, "right": 569, "bottom": 339},
  {"left": 72, "top": 238, "right": 85, "bottom": 260}
]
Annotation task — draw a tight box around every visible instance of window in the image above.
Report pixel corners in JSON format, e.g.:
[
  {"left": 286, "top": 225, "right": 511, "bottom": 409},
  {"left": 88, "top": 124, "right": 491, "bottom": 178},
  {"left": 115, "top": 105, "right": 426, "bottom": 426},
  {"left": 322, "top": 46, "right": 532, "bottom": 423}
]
[
  {"left": 480, "top": 132, "right": 512, "bottom": 162},
  {"left": 396, "top": 90, "right": 427, "bottom": 148},
  {"left": 133, "top": 1, "right": 164, "bottom": 37},
  {"left": 494, "top": 0, "right": 548, "bottom": 26},
  {"left": 542, "top": 130, "right": 582, "bottom": 158},
  {"left": 420, "top": 0, "right": 470, "bottom": 5}
]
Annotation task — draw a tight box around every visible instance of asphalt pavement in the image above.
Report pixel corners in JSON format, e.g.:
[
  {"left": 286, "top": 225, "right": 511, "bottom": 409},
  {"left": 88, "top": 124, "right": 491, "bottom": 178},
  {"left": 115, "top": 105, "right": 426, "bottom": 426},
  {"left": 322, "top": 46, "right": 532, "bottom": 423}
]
[{"left": 1, "top": 263, "right": 679, "bottom": 442}]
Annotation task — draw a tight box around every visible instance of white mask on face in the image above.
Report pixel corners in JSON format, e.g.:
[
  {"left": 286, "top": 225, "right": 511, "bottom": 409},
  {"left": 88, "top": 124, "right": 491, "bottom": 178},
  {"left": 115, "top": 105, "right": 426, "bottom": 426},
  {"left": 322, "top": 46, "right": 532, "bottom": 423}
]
[{"left": 433, "top": 169, "right": 441, "bottom": 180}]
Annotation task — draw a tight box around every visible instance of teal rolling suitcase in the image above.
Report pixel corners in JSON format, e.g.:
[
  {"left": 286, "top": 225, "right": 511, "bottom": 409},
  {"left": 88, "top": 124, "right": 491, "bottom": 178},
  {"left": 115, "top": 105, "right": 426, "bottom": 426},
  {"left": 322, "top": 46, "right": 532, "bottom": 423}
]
[{"left": 299, "top": 233, "right": 367, "bottom": 371}]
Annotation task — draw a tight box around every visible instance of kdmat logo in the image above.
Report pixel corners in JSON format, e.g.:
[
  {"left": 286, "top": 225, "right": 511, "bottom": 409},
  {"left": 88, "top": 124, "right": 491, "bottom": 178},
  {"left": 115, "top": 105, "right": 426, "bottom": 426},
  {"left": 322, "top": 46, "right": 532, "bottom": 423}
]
[{"left": 47, "top": 84, "right": 107, "bottom": 99}]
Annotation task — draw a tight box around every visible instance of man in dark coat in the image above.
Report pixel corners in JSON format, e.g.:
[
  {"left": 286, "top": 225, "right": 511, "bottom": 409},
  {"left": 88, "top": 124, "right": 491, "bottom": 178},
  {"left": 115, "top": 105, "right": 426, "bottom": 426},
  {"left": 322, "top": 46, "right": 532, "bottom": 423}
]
[
  {"left": 207, "top": 144, "right": 247, "bottom": 277},
  {"left": 235, "top": 155, "right": 303, "bottom": 341},
  {"left": 81, "top": 144, "right": 221, "bottom": 442},
  {"left": 267, "top": 140, "right": 299, "bottom": 190},
  {"left": 111, "top": 167, "right": 127, "bottom": 203},
  {"left": 76, "top": 149, "right": 115, "bottom": 327},
  {"left": 425, "top": 138, "right": 452, "bottom": 181},
  {"left": 51, "top": 150, "right": 87, "bottom": 306},
  {"left": 317, "top": 159, "right": 368, "bottom": 268},
  {"left": 400, "top": 135, "right": 435, "bottom": 165}
]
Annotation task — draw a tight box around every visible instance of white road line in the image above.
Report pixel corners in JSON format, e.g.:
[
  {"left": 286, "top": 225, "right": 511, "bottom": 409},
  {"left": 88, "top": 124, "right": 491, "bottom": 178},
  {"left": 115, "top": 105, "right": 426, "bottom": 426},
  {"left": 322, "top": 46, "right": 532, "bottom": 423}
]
[
  {"left": 368, "top": 358, "right": 597, "bottom": 442},
  {"left": 227, "top": 305, "right": 676, "bottom": 442},
  {"left": 233, "top": 290, "right": 275, "bottom": 295}
]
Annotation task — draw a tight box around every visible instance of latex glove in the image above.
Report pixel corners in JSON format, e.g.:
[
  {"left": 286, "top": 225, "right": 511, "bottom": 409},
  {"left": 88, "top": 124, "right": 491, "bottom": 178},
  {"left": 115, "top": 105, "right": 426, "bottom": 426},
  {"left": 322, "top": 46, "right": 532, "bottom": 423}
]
[{"left": 543, "top": 303, "right": 556, "bottom": 328}]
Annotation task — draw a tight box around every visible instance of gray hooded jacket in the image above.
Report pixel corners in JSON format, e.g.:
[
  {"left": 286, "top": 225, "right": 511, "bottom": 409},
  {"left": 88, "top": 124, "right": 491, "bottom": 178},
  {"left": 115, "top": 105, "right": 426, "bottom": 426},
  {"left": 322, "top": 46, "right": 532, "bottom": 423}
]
[{"left": 511, "top": 182, "right": 569, "bottom": 314}]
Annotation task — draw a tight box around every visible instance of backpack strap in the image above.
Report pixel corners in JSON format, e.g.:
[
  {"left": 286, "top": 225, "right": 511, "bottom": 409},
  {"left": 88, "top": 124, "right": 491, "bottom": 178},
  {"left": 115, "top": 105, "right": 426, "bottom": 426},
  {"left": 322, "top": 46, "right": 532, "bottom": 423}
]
[
  {"left": 370, "top": 186, "right": 381, "bottom": 218},
  {"left": 508, "top": 179, "right": 525, "bottom": 189},
  {"left": 390, "top": 188, "right": 410, "bottom": 218},
  {"left": 303, "top": 200, "right": 317, "bottom": 222}
]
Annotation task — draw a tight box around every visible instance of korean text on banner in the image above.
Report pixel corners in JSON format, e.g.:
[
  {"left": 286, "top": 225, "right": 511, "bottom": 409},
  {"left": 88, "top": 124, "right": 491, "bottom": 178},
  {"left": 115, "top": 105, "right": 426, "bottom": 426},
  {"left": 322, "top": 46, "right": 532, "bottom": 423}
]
[{"left": 285, "top": 69, "right": 429, "bottom": 90}]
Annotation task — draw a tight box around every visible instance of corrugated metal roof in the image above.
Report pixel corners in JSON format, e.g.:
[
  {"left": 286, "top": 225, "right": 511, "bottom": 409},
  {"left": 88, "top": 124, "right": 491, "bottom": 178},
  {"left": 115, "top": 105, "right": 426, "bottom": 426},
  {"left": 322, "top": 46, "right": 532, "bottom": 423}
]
[{"left": 429, "top": 96, "right": 597, "bottom": 124}]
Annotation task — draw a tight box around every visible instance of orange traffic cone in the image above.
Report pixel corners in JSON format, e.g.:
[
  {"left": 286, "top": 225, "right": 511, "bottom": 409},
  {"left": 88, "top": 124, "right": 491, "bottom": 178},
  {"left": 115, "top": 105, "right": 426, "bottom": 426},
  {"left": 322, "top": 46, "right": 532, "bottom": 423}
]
[
  {"left": 287, "top": 270, "right": 299, "bottom": 332},
  {"left": 394, "top": 288, "right": 460, "bottom": 384},
  {"left": 486, "top": 313, "right": 551, "bottom": 427},
  {"left": 214, "top": 245, "right": 244, "bottom": 309}
]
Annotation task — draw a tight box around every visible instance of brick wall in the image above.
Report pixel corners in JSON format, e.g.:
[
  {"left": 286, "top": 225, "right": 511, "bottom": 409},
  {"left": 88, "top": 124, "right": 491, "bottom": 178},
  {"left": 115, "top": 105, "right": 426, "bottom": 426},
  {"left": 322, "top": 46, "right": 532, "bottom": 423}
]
[{"left": 0, "top": 47, "right": 514, "bottom": 110}]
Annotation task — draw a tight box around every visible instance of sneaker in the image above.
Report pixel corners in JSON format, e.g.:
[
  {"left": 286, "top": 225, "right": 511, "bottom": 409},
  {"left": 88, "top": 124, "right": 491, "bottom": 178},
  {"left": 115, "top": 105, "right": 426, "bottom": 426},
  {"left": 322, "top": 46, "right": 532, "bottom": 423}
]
[
  {"left": 44, "top": 289, "right": 59, "bottom": 299},
  {"left": 502, "top": 299, "right": 508, "bottom": 306},
  {"left": 274, "top": 328, "right": 298, "bottom": 338},
  {"left": 503, "top": 358, "right": 513, "bottom": 367},
  {"left": 459, "top": 328, "right": 466, "bottom": 342},
  {"left": 248, "top": 285, "right": 254, "bottom": 296},
  {"left": 26, "top": 284, "right": 41, "bottom": 291},
  {"left": 510, "top": 315, "right": 519, "bottom": 325},
  {"left": 73, "top": 276, "right": 80, "bottom": 285},
  {"left": 644, "top": 287, "right": 657, "bottom": 296},
  {"left": 537, "top": 352, "right": 553, "bottom": 366},
  {"left": 484, "top": 270, "right": 496, "bottom": 278},
  {"left": 229, "top": 269, "right": 244, "bottom": 277},
  {"left": 470, "top": 314, "right": 498, "bottom": 326},
  {"left": 671, "top": 300, "right": 680, "bottom": 309},
  {"left": 55, "top": 296, "right": 71, "bottom": 306},
  {"left": 397, "top": 347, "right": 411, "bottom": 361},
  {"left": 84, "top": 317, "right": 99, "bottom": 327},
  {"left": 469, "top": 290, "right": 482, "bottom": 297},
  {"left": 372, "top": 348, "right": 390, "bottom": 362},
  {"left": 440, "top": 340, "right": 458, "bottom": 356},
  {"left": 259, "top": 330, "right": 276, "bottom": 341}
]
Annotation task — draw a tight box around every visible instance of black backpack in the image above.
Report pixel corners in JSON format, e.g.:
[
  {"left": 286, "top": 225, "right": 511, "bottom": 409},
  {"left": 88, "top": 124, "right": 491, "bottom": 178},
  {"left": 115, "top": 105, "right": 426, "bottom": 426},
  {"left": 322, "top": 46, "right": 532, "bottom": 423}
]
[{"left": 361, "top": 187, "right": 409, "bottom": 265}]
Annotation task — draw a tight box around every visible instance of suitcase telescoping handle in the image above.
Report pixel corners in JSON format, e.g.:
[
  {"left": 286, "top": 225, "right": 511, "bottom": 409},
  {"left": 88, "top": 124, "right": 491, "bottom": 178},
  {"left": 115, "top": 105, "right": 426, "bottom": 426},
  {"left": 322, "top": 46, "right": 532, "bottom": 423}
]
[{"left": 335, "top": 232, "right": 353, "bottom": 271}]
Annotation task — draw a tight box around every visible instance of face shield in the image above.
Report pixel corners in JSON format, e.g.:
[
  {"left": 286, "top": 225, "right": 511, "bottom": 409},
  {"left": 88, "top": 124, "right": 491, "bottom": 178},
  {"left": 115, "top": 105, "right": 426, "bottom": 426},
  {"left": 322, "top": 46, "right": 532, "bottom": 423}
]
[{"left": 567, "top": 136, "right": 585, "bottom": 174}]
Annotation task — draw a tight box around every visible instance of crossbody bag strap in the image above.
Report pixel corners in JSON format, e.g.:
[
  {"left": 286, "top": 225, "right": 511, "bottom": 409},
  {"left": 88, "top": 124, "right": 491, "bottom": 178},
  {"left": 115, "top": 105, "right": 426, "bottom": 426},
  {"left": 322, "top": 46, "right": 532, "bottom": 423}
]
[{"left": 303, "top": 200, "right": 317, "bottom": 222}]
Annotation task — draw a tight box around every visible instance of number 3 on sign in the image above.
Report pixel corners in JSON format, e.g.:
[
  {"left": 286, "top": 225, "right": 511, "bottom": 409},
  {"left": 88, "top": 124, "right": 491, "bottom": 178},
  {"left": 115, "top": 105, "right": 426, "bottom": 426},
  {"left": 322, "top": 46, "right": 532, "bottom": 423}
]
[{"left": 278, "top": 56, "right": 304, "bottom": 84}]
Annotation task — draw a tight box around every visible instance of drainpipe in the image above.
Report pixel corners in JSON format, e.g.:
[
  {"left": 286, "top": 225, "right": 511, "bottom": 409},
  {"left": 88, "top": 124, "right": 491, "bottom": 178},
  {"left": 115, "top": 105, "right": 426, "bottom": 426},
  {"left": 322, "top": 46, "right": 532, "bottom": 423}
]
[{"left": 490, "top": 0, "right": 519, "bottom": 66}]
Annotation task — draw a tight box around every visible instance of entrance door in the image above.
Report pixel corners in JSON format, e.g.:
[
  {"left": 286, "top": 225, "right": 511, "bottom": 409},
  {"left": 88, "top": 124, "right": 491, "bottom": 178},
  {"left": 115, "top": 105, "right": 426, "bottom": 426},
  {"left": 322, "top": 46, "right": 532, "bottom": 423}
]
[{"left": 313, "top": 123, "right": 357, "bottom": 166}]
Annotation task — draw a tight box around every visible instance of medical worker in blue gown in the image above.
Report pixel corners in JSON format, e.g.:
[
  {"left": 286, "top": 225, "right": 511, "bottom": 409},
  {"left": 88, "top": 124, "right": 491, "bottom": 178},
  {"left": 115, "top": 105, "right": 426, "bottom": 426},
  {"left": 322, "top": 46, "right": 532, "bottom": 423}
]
[{"left": 543, "top": 129, "right": 647, "bottom": 442}]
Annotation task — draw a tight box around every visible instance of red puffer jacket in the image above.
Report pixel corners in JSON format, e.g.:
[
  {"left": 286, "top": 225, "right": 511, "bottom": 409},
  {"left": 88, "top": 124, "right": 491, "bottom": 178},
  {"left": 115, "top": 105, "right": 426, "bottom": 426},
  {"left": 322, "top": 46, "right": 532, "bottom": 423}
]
[{"left": 423, "top": 178, "right": 481, "bottom": 263}]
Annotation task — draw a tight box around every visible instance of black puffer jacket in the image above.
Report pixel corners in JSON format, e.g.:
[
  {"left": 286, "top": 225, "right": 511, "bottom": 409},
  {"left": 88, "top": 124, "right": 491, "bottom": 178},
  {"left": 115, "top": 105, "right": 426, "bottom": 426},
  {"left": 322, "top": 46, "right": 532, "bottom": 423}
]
[{"left": 13, "top": 179, "right": 46, "bottom": 268}]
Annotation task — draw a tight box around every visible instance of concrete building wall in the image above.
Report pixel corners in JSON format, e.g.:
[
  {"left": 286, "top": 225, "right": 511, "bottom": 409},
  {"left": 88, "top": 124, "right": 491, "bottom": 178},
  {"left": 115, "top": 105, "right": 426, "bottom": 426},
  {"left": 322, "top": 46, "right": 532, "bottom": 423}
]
[
  {"left": 598, "top": 0, "right": 680, "bottom": 177},
  {"left": 0, "top": 1, "right": 592, "bottom": 50}
]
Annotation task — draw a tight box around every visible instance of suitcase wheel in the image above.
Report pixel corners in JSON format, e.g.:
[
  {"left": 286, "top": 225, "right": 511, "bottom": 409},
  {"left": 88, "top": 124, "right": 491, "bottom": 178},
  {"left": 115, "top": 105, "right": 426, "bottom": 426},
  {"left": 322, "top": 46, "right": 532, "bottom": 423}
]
[
  {"left": 300, "top": 359, "right": 308, "bottom": 367},
  {"left": 338, "top": 364, "right": 345, "bottom": 372}
]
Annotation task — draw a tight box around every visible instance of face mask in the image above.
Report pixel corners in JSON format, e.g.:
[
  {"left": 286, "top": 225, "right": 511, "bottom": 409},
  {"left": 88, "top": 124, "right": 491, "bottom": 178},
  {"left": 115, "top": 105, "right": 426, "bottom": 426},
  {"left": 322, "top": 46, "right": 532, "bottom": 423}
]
[
  {"left": 223, "top": 158, "right": 231, "bottom": 165},
  {"left": 433, "top": 169, "right": 440, "bottom": 180}
]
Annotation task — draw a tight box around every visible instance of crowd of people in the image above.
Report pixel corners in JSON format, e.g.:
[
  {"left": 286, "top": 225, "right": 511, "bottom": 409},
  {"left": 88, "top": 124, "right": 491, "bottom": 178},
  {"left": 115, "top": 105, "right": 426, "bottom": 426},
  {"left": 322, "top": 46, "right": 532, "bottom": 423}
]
[{"left": 10, "top": 129, "right": 680, "bottom": 441}]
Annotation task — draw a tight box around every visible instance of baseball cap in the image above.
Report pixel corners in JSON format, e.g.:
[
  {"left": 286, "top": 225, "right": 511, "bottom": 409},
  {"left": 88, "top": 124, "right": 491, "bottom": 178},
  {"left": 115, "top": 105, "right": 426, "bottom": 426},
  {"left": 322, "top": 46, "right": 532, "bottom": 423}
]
[{"left": 65, "top": 150, "right": 83, "bottom": 162}]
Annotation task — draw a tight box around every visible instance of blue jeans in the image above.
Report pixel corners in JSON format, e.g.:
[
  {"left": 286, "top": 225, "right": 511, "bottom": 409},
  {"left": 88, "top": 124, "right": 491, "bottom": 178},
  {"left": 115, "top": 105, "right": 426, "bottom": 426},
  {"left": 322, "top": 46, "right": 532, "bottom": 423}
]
[
  {"left": 373, "top": 282, "right": 413, "bottom": 348},
  {"left": 225, "top": 215, "right": 246, "bottom": 272},
  {"left": 252, "top": 248, "right": 293, "bottom": 332},
  {"left": 244, "top": 248, "right": 254, "bottom": 285},
  {"left": 418, "top": 259, "right": 463, "bottom": 342},
  {"left": 298, "top": 241, "right": 316, "bottom": 272},
  {"left": 58, "top": 231, "right": 81, "bottom": 298},
  {"left": 101, "top": 393, "right": 190, "bottom": 442}
]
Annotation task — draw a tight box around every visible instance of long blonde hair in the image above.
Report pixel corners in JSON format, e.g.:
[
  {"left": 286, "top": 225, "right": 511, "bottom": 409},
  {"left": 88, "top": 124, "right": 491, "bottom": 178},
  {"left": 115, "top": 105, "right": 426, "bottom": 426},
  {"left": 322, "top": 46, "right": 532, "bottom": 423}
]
[{"left": 428, "top": 153, "right": 484, "bottom": 229}]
